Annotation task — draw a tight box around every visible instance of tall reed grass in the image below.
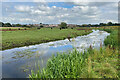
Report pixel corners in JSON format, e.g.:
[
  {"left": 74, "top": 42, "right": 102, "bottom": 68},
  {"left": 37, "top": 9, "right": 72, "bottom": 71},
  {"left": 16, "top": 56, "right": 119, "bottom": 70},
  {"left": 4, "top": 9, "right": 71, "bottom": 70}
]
[{"left": 29, "top": 47, "right": 119, "bottom": 79}]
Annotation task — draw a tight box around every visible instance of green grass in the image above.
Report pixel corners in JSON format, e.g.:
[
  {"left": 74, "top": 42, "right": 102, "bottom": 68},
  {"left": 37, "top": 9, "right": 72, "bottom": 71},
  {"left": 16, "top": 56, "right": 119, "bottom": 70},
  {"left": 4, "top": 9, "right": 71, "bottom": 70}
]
[
  {"left": 103, "top": 28, "right": 118, "bottom": 48},
  {"left": 29, "top": 26, "right": 119, "bottom": 79},
  {"left": 0, "top": 27, "right": 29, "bottom": 30},
  {"left": 29, "top": 47, "right": 119, "bottom": 78},
  {"left": 1, "top": 28, "right": 92, "bottom": 50}
]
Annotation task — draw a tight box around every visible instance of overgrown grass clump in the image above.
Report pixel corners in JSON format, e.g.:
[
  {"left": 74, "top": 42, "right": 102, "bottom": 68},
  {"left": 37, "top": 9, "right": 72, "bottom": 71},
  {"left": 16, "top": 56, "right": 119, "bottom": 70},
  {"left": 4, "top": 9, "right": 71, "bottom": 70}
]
[{"left": 29, "top": 47, "right": 119, "bottom": 78}]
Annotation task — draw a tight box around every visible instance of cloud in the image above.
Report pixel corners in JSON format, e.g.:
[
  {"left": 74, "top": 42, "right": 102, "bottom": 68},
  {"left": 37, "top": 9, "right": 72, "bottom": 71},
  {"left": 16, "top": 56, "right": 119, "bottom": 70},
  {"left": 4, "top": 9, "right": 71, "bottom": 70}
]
[
  {"left": 1, "top": 0, "right": 120, "bottom": 2},
  {"left": 1, "top": 2, "right": 118, "bottom": 24},
  {"left": 14, "top": 5, "right": 31, "bottom": 12}
]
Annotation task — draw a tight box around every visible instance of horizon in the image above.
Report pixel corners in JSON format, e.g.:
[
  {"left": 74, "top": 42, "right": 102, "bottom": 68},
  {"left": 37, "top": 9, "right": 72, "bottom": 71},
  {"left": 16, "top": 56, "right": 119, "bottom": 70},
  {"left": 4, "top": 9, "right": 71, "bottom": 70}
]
[{"left": 1, "top": 21, "right": 118, "bottom": 25}]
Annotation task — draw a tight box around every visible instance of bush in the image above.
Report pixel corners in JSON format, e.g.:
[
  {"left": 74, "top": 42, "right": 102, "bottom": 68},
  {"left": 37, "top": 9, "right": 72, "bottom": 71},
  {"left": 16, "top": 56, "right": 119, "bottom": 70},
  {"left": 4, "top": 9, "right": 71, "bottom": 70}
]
[
  {"left": 9, "top": 28, "right": 11, "bottom": 30},
  {"left": 37, "top": 27, "right": 41, "bottom": 29},
  {"left": 40, "top": 25, "right": 44, "bottom": 28}
]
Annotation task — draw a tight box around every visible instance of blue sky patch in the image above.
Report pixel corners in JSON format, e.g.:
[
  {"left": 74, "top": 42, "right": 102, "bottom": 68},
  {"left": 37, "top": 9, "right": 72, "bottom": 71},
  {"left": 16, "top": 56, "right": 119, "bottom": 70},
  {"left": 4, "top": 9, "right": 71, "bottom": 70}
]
[{"left": 47, "top": 2, "right": 74, "bottom": 8}]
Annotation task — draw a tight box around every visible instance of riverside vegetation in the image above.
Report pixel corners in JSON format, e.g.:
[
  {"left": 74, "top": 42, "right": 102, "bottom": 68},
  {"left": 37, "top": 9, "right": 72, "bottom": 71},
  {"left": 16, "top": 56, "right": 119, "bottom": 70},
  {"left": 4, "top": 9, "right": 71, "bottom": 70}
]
[{"left": 29, "top": 26, "right": 119, "bottom": 79}]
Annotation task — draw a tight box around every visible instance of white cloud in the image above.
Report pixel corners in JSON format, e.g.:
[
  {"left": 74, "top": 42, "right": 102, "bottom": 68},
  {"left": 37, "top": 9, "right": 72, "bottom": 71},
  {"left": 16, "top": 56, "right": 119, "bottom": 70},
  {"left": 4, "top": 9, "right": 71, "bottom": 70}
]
[
  {"left": 20, "top": 18, "right": 31, "bottom": 21},
  {"left": 2, "top": 2, "right": 118, "bottom": 24},
  {"left": 14, "top": 5, "right": 31, "bottom": 12},
  {"left": 52, "top": 6, "right": 56, "bottom": 8}
]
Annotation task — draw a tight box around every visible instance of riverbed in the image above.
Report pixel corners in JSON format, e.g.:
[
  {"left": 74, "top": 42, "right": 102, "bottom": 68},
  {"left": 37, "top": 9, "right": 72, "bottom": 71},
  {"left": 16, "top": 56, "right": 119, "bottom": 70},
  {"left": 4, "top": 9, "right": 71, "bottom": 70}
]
[{"left": 0, "top": 30, "right": 110, "bottom": 78}]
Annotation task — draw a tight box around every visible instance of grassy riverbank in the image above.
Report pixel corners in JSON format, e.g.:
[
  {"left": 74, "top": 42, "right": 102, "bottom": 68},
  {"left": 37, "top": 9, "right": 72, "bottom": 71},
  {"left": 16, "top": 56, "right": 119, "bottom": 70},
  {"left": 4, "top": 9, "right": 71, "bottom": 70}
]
[
  {"left": 29, "top": 27, "right": 119, "bottom": 79},
  {"left": 103, "top": 29, "right": 118, "bottom": 48},
  {"left": 1, "top": 28, "right": 92, "bottom": 50},
  {"left": 29, "top": 47, "right": 118, "bottom": 78}
]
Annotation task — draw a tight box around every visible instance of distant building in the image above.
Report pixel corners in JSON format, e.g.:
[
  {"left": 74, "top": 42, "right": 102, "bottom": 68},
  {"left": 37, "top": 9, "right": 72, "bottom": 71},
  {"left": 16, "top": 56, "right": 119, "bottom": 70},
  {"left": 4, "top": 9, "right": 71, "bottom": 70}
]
[
  {"left": 48, "top": 24, "right": 58, "bottom": 27},
  {"left": 33, "top": 24, "right": 40, "bottom": 27},
  {"left": 67, "top": 24, "right": 77, "bottom": 27}
]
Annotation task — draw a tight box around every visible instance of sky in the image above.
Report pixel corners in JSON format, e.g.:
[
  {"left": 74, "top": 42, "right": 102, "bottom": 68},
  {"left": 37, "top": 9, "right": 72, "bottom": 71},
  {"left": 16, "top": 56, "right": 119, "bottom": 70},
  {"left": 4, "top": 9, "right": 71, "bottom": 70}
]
[{"left": 0, "top": 1, "right": 119, "bottom": 24}]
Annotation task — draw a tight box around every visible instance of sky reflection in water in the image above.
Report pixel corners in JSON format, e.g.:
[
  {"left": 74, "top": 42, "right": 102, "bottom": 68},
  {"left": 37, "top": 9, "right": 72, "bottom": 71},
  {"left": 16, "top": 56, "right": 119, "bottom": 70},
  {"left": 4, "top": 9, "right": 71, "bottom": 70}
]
[{"left": 1, "top": 30, "right": 110, "bottom": 78}]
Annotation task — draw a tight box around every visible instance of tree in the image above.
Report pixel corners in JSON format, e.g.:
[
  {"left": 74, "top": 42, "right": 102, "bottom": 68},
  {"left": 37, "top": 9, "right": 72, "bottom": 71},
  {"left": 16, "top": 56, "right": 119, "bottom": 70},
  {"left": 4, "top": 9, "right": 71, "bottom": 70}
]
[
  {"left": 40, "top": 25, "right": 44, "bottom": 28},
  {"left": 88, "top": 24, "right": 91, "bottom": 27},
  {"left": 60, "top": 22, "right": 67, "bottom": 29},
  {"left": 23, "top": 25, "right": 27, "bottom": 27},
  {"left": 15, "top": 24, "right": 22, "bottom": 27},
  {"left": 4, "top": 23, "right": 12, "bottom": 27},
  {"left": 40, "top": 23, "right": 44, "bottom": 28},
  {"left": 107, "top": 22, "right": 113, "bottom": 26},
  {"left": 99, "top": 23, "right": 106, "bottom": 26},
  {"left": 82, "top": 24, "right": 87, "bottom": 27}
]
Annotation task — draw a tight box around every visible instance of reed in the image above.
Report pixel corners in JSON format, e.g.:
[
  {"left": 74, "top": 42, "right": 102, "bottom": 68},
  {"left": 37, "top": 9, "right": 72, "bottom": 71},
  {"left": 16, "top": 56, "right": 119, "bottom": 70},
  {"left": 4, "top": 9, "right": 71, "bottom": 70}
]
[{"left": 29, "top": 47, "right": 119, "bottom": 78}]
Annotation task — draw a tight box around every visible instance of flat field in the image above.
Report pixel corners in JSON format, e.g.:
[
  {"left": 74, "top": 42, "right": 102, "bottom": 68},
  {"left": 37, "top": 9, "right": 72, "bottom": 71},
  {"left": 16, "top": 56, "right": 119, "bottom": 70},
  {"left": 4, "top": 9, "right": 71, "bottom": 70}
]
[
  {"left": 0, "top": 27, "right": 30, "bottom": 31},
  {"left": 1, "top": 28, "right": 92, "bottom": 50}
]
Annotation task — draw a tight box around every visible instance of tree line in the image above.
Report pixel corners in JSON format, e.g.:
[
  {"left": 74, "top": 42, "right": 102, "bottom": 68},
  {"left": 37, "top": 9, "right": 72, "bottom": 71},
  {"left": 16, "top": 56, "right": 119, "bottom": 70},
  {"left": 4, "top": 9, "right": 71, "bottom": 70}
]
[
  {"left": 78, "top": 22, "right": 120, "bottom": 27},
  {"left": 0, "top": 22, "right": 33, "bottom": 28},
  {"left": 59, "top": 22, "right": 120, "bottom": 29},
  {"left": 0, "top": 22, "right": 120, "bottom": 29}
]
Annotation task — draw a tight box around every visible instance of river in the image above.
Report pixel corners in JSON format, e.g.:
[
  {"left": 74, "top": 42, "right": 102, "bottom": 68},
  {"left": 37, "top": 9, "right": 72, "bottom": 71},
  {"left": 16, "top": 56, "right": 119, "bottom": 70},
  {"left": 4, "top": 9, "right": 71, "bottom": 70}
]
[{"left": 0, "top": 30, "right": 110, "bottom": 78}]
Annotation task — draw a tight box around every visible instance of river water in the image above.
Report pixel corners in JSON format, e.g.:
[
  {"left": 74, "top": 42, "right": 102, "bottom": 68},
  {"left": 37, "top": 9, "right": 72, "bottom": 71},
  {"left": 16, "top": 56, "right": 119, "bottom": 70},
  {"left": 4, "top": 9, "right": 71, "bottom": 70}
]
[{"left": 0, "top": 30, "right": 110, "bottom": 78}]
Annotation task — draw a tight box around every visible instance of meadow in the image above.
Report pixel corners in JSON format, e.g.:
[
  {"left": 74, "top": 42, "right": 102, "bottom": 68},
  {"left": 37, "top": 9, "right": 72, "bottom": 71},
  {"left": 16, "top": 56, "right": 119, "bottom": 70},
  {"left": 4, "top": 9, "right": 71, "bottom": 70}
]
[
  {"left": 0, "top": 27, "right": 25, "bottom": 29},
  {"left": 1, "top": 28, "right": 92, "bottom": 50},
  {"left": 29, "top": 26, "right": 119, "bottom": 79},
  {"left": 0, "top": 27, "right": 30, "bottom": 31}
]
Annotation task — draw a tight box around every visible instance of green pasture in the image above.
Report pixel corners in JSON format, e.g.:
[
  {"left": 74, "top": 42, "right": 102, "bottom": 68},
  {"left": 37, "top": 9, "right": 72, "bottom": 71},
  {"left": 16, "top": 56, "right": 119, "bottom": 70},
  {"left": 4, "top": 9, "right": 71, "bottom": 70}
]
[
  {"left": 1, "top": 28, "right": 92, "bottom": 50},
  {"left": 0, "top": 27, "right": 29, "bottom": 30}
]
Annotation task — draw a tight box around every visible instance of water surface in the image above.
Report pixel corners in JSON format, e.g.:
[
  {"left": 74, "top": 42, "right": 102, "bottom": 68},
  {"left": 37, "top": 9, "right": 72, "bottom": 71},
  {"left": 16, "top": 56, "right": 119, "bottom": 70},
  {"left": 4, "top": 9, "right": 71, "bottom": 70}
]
[{"left": 1, "top": 30, "right": 110, "bottom": 78}]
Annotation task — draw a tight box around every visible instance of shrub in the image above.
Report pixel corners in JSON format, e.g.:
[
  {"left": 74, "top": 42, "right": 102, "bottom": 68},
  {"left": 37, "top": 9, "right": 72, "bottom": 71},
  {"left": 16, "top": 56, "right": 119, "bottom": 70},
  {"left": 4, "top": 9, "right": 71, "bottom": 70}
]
[
  {"left": 37, "top": 27, "right": 41, "bottom": 29},
  {"left": 9, "top": 28, "right": 11, "bottom": 30}
]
